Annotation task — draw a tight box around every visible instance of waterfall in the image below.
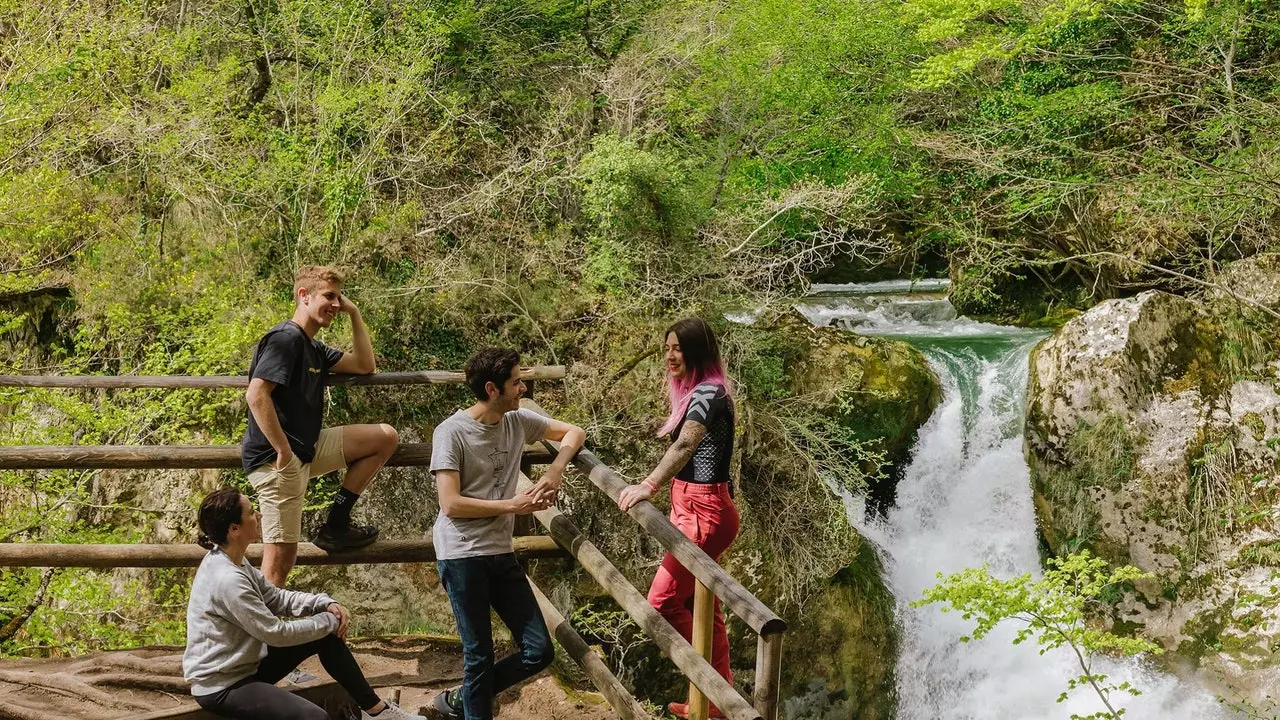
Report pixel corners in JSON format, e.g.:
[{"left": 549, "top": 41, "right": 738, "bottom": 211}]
[{"left": 795, "top": 282, "right": 1230, "bottom": 719}]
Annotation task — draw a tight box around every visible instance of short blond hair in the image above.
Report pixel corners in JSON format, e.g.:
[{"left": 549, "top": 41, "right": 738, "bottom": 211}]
[{"left": 293, "top": 265, "right": 344, "bottom": 296}]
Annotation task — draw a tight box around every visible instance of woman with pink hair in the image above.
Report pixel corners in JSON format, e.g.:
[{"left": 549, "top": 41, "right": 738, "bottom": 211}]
[{"left": 618, "top": 317, "right": 739, "bottom": 720}]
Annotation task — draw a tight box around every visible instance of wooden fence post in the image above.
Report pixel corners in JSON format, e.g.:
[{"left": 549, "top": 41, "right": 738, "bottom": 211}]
[
  {"left": 689, "top": 579, "right": 715, "bottom": 720},
  {"left": 754, "top": 632, "right": 784, "bottom": 720}
]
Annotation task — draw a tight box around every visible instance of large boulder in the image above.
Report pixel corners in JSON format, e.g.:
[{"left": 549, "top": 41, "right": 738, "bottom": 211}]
[
  {"left": 1027, "top": 288, "right": 1280, "bottom": 703},
  {"left": 1027, "top": 290, "right": 1203, "bottom": 463}
]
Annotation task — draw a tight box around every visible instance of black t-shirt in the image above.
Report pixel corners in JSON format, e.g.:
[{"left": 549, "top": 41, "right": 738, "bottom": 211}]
[
  {"left": 240, "top": 321, "right": 344, "bottom": 471},
  {"left": 673, "top": 381, "right": 734, "bottom": 485}
]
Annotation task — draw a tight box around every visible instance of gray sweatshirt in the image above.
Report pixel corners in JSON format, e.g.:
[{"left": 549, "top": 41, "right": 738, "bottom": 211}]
[{"left": 183, "top": 547, "right": 339, "bottom": 695}]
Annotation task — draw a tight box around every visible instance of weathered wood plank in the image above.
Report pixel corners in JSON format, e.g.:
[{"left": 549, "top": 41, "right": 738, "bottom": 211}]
[
  {"left": 520, "top": 475, "right": 762, "bottom": 720},
  {"left": 0, "top": 443, "right": 550, "bottom": 469},
  {"left": 528, "top": 578, "right": 650, "bottom": 720},
  {"left": 0, "top": 536, "right": 566, "bottom": 568},
  {"left": 753, "top": 632, "right": 784, "bottom": 720},
  {"left": 0, "top": 365, "right": 566, "bottom": 389}
]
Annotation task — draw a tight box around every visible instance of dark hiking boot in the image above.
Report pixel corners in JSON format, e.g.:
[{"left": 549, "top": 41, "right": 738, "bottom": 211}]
[{"left": 312, "top": 523, "right": 379, "bottom": 553}]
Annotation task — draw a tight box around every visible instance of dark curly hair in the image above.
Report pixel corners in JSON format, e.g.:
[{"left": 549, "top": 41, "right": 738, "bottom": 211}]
[
  {"left": 196, "top": 488, "right": 245, "bottom": 550},
  {"left": 464, "top": 347, "right": 521, "bottom": 400}
]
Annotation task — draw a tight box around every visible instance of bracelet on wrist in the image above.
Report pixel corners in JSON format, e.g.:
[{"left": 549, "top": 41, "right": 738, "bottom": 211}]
[{"left": 641, "top": 479, "right": 659, "bottom": 492}]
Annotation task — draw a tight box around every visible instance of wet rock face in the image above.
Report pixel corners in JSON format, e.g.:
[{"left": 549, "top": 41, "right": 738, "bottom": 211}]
[{"left": 1026, "top": 288, "right": 1280, "bottom": 703}]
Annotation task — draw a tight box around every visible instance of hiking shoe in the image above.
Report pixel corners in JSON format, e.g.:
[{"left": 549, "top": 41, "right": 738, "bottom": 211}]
[
  {"left": 312, "top": 523, "right": 379, "bottom": 553},
  {"left": 667, "top": 701, "right": 726, "bottom": 719},
  {"left": 363, "top": 699, "right": 425, "bottom": 720},
  {"left": 429, "top": 688, "right": 462, "bottom": 720},
  {"left": 282, "top": 668, "right": 317, "bottom": 686}
]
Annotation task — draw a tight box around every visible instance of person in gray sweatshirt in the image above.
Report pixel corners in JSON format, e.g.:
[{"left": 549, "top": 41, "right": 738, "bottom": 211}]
[{"left": 183, "top": 488, "right": 423, "bottom": 720}]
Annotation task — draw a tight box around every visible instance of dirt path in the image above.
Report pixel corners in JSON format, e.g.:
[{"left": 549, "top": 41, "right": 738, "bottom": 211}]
[{"left": 0, "top": 635, "right": 621, "bottom": 720}]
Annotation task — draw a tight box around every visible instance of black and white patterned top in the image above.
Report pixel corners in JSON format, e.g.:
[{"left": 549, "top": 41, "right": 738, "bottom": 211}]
[{"left": 672, "top": 381, "right": 734, "bottom": 485}]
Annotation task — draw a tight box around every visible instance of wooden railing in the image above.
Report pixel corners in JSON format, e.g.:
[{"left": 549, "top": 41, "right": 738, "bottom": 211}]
[
  {"left": 0, "top": 537, "right": 565, "bottom": 568},
  {"left": 0, "top": 367, "right": 785, "bottom": 720},
  {"left": 0, "top": 366, "right": 568, "bottom": 389},
  {"left": 524, "top": 398, "right": 786, "bottom": 720}
]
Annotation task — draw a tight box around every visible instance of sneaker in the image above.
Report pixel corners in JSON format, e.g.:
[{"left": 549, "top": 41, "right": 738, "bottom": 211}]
[
  {"left": 313, "top": 523, "right": 380, "bottom": 553},
  {"left": 282, "top": 668, "right": 317, "bottom": 686},
  {"left": 363, "top": 699, "right": 426, "bottom": 720},
  {"left": 667, "top": 701, "right": 726, "bottom": 719},
  {"left": 429, "top": 688, "right": 462, "bottom": 720}
]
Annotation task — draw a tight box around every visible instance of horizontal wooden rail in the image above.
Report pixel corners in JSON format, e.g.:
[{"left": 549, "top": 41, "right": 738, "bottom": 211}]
[
  {"left": 0, "top": 443, "right": 551, "bottom": 470},
  {"left": 0, "top": 536, "right": 566, "bottom": 568},
  {"left": 0, "top": 365, "right": 566, "bottom": 389},
  {"left": 519, "top": 476, "right": 761, "bottom": 720},
  {"left": 521, "top": 400, "right": 786, "bottom": 637}
]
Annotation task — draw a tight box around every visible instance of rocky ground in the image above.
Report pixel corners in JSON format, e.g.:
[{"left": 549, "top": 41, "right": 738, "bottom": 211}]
[{"left": 0, "top": 635, "right": 619, "bottom": 720}]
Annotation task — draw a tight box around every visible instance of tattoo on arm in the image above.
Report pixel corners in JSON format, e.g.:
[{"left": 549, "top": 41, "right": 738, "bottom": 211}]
[{"left": 649, "top": 421, "right": 706, "bottom": 486}]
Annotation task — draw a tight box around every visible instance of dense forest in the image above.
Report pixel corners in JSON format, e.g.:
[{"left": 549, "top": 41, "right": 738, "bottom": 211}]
[{"left": 4, "top": 0, "right": 1280, "bottom": 714}]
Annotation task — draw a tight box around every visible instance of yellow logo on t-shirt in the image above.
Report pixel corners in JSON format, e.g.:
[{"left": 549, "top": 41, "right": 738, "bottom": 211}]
[{"left": 308, "top": 366, "right": 321, "bottom": 374}]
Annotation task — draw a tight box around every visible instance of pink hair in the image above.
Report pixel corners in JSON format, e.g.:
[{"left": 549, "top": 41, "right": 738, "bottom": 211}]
[{"left": 657, "top": 318, "right": 733, "bottom": 436}]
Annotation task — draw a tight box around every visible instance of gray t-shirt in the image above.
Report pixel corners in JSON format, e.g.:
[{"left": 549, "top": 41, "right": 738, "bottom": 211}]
[{"left": 430, "top": 407, "right": 550, "bottom": 560}]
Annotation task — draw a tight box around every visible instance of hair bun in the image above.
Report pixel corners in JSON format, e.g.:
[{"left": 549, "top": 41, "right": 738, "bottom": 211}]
[{"left": 196, "top": 533, "right": 214, "bottom": 550}]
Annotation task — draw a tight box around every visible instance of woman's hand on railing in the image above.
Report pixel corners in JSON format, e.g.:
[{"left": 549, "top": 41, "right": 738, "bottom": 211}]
[{"left": 617, "top": 482, "right": 654, "bottom": 512}]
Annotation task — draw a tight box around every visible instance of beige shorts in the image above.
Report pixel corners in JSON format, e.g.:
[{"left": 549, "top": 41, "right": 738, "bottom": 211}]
[{"left": 247, "top": 427, "right": 346, "bottom": 543}]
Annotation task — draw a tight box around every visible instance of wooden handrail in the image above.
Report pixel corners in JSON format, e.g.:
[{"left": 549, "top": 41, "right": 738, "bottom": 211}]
[
  {"left": 0, "top": 443, "right": 550, "bottom": 469},
  {"left": 0, "top": 365, "right": 567, "bottom": 389},
  {"left": 0, "top": 536, "right": 566, "bottom": 568},
  {"left": 521, "top": 400, "right": 786, "bottom": 637},
  {"left": 528, "top": 579, "right": 650, "bottom": 720},
  {"left": 519, "top": 475, "right": 762, "bottom": 720}
]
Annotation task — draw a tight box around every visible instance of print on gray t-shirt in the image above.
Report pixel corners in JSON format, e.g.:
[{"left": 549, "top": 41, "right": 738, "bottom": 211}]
[{"left": 430, "top": 407, "right": 550, "bottom": 560}]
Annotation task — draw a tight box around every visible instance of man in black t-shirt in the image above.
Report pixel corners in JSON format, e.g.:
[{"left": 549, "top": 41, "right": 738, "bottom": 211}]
[{"left": 242, "top": 265, "right": 399, "bottom": 588}]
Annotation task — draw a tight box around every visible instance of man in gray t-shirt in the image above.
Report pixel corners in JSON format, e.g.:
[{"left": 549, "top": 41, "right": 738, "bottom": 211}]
[
  {"left": 431, "top": 406, "right": 550, "bottom": 558},
  {"left": 428, "top": 348, "right": 585, "bottom": 720}
]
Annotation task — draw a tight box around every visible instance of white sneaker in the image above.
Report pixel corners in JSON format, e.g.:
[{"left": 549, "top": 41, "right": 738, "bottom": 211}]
[
  {"left": 362, "top": 699, "right": 426, "bottom": 720},
  {"left": 282, "top": 668, "right": 317, "bottom": 686}
]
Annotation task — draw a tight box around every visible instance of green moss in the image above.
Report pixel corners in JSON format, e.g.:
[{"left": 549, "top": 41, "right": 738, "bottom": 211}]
[
  {"left": 779, "top": 541, "right": 898, "bottom": 720},
  {"left": 1176, "top": 605, "right": 1230, "bottom": 660},
  {"left": 1242, "top": 412, "right": 1266, "bottom": 442}
]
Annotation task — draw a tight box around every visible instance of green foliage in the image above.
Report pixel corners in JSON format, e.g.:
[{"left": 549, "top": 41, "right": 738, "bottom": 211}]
[
  {"left": 577, "top": 133, "right": 699, "bottom": 292},
  {"left": 915, "top": 551, "right": 1161, "bottom": 719},
  {"left": 903, "top": 0, "right": 1109, "bottom": 88}
]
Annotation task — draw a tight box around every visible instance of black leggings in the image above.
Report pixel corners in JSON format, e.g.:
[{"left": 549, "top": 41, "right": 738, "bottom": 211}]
[{"left": 194, "top": 634, "right": 380, "bottom": 720}]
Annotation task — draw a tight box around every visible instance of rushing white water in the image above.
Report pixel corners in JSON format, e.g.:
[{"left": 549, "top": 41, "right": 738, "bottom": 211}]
[{"left": 799, "top": 284, "right": 1231, "bottom": 720}]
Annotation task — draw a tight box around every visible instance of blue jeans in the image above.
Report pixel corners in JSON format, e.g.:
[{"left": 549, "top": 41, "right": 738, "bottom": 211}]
[{"left": 438, "top": 553, "right": 554, "bottom": 720}]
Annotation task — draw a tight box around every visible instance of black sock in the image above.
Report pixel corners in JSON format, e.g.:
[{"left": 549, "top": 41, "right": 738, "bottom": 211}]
[{"left": 326, "top": 488, "right": 360, "bottom": 531}]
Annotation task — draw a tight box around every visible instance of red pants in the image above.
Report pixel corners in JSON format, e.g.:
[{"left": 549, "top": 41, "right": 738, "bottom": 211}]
[{"left": 647, "top": 480, "right": 740, "bottom": 684}]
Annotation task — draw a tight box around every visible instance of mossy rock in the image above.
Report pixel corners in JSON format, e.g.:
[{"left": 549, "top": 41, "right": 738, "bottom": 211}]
[
  {"left": 777, "top": 541, "right": 898, "bottom": 720},
  {"left": 768, "top": 310, "right": 940, "bottom": 465}
]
